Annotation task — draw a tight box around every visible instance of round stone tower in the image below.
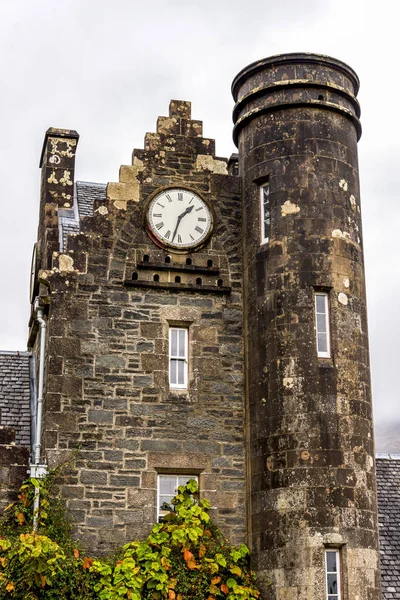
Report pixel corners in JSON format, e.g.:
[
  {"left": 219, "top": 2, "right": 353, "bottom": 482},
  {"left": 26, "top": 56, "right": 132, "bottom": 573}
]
[{"left": 232, "top": 54, "right": 381, "bottom": 600}]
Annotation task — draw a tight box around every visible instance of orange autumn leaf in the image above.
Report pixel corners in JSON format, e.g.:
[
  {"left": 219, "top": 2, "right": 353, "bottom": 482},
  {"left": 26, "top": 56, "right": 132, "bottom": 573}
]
[
  {"left": 177, "top": 595, "right": 182, "bottom": 600},
  {"left": 40, "top": 574, "right": 46, "bottom": 588},
  {"left": 221, "top": 583, "right": 229, "bottom": 595},
  {"left": 5, "top": 582, "right": 14, "bottom": 592},
  {"left": 74, "top": 548, "right": 80, "bottom": 558},
  {"left": 187, "top": 558, "right": 197, "bottom": 570},
  {"left": 183, "top": 548, "right": 193, "bottom": 562},
  {"left": 15, "top": 512, "right": 25, "bottom": 526},
  {"left": 82, "top": 557, "right": 93, "bottom": 569},
  {"left": 211, "top": 576, "right": 221, "bottom": 585},
  {"left": 161, "top": 556, "right": 170, "bottom": 570},
  {"left": 207, "top": 596, "right": 216, "bottom": 600},
  {"left": 199, "top": 543, "right": 206, "bottom": 558},
  {"left": 168, "top": 590, "right": 176, "bottom": 600}
]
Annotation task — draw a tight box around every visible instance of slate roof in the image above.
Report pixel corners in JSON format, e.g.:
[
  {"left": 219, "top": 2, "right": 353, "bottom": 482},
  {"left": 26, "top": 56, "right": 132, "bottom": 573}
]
[
  {"left": 376, "top": 456, "right": 400, "bottom": 599},
  {"left": 0, "top": 351, "right": 32, "bottom": 446},
  {"left": 58, "top": 181, "right": 107, "bottom": 251}
]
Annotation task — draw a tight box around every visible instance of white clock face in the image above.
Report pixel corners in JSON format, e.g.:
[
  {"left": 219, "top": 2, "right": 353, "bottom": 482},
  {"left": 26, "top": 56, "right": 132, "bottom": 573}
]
[{"left": 147, "top": 188, "right": 213, "bottom": 249}]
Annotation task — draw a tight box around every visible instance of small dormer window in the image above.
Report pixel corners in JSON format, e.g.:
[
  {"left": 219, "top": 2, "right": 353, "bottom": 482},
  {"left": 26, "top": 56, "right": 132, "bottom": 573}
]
[{"left": 260, "top": 182, "right": 270, "bottom": 244}]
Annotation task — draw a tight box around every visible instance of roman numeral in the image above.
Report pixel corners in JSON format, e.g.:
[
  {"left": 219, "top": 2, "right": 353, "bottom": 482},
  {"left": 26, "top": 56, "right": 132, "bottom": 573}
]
[
  {"left": 189, "top": 234, "right": 194, "bottom": 241},
  {"left": 165, "top": 230, "right": 171, "bottom": 239},
  {"left": 177, "top": 192, "right": 183, "bottom": 201},
  {"left": 189, "top": 196, "right": 194, "bottom": 204},
  {"left": 156, "top": 222, "right": 164, "bottom": 230},
  {"left": 178, "top": 235, "right": 182, "bottom": 243},
  {"left": 195, "top": 226, "right": 204, "bottom": 234},
  {"left": 157, "top": 202, "right": 165, "bottom": 208},
  {"left": 198, "top": 217, "right": 206, "bottom": 222},
  {"left": 153, "top": 213, "right": 162, "bottom": 217},
  {"left": 195, "top": 206, "right": 204, "bottom": 212},
  {"left": 165, "top": 194, "right": 172, "bottom": 203}
]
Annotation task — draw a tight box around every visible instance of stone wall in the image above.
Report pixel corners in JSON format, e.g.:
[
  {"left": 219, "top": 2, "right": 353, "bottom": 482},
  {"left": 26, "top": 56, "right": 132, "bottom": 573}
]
[
  {"left": 0, "top": 427, "right": 29, "bottom": 512},
  {"left": 32, "top": 101, "right": 246, "bottom": 553}
]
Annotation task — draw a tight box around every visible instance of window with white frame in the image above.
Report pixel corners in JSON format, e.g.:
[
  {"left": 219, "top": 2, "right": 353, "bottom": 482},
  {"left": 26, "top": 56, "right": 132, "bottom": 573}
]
[
  {"left": 315, "top": 292, "right": 330, "bottom": 358},
  {"left": 169, "top": 327, "right": 188, "bottom": 389},
  {"left": 157, "top": 474, "right": 198, "bottom": 521},
  {"left": 260, "top": 182, "right": 270, "bottom": 244},
  {"left": 325, "top": 549, "right": 341, "bottom": 600}
]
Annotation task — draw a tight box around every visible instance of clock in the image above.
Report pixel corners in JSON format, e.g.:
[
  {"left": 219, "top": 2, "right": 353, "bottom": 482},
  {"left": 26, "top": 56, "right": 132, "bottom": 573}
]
[{"left": 146, "top": 187, "right": 213, "bottom": 250}]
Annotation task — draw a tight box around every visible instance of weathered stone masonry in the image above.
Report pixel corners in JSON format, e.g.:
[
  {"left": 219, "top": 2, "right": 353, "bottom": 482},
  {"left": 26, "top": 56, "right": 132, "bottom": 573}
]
[
  {"left": 30, "top": 100, "right": 246, "bottom": 553},
  {"left": 233, "top": 54, "right": 381, "bottom": 599},
  {"left": 19, "top": 53, "right": 383, "bottom": 600}
]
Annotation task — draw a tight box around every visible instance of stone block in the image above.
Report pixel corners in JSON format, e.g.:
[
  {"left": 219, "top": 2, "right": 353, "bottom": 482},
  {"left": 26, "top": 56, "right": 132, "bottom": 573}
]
[
  {"left": 88, "top": 410, "right": 113, "bottom": 425},
  {"left": 109, "top": 475, "right": 140, "bottom": 487},
  {"left": 80, "top": 470, "right": 108, "bottom": 485}
]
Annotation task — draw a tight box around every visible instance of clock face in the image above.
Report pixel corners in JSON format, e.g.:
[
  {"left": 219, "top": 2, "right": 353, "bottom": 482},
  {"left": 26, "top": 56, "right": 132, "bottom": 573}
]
[{"left": 147, "top": 188, "right": 213, "bottom": 250}]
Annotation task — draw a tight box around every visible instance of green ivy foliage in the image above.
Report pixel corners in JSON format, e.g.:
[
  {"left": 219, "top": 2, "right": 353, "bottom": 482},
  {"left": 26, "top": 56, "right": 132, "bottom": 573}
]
[{"left": 0, "top": 477, "right": 261, "bottom": 600}]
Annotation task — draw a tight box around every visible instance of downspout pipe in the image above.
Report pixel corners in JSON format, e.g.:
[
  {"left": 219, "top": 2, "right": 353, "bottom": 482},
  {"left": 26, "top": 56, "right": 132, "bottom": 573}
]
[{"left": 32, "top": 299, "right": 47, "bottom": 531}]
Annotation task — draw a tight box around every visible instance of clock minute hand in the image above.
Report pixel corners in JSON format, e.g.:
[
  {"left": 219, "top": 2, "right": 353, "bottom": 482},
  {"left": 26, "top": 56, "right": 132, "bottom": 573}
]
[{"left": 171, "top": 205, "right": 194, "bottom": 243}]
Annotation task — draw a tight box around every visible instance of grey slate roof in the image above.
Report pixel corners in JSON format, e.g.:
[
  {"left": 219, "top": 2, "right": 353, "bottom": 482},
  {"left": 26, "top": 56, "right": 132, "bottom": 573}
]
[
  {"left": 376, "top": 456, "right": 400, "bottom": 599},
  {"left": 59, "top": 181, "right": 107, "bottom": 251},
  {"left": 0, "top": 352, "right": 32, "bottom": 446},
  {"left": 76, "top": 181, "right": 106, "bottom": 217}
]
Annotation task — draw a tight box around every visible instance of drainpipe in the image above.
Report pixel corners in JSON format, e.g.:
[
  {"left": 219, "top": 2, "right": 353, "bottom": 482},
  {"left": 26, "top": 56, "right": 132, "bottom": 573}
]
[{"left": 32, "top": 299, "right": 47, "bottom": 531}]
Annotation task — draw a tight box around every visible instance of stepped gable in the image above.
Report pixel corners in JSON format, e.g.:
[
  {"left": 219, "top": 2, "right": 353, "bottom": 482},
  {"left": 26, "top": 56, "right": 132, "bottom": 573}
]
[
  {"left": 376, "top": 455, "right": 400, "bottom": 599},
  {"left": 0, "top": 351, "right": 32, "bottom": 446}
]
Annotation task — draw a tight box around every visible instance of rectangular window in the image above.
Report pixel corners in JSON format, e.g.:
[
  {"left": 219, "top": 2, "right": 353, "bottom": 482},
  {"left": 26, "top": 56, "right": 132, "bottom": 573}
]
[
  {"left": 157, "top": 474, "right": 198, "bottom": 521},
  {"left": 315, "top": 292, "right": 330, "bottom": 358},
  {"left": 169, "top": 327, "right": 188, "bottom": 389},
  {"left": 260, "top": 182, "right": 270, "bottom": 244},
  {"left": 325, "top": 550, "right": 341, "bottom": 600}
]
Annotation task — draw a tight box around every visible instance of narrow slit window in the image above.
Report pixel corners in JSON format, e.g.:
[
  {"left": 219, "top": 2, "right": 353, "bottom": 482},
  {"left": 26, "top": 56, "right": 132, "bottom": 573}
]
[
  {"left": 169, "top": 327, "right": 188, "bottom": 389},
  {"left": 260, "top": 182, "right": 270, "bottom": 244},
  {"left": 325, "top": 550, "right": 341, "bottom": 600},
  {"left": 157, "top": 474, "right": 198, "bottom": 521},
  {"left": 315, "top": 292, "right": 330, "bottom": 358}
]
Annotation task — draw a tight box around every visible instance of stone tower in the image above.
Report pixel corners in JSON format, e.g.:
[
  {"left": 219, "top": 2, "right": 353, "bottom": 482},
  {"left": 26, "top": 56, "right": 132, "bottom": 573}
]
[
  {"left": 232, "top": 54, "right": 381, "bottom": 599},
  {"left": 29, "top": 102, "right": 246, "bottom": 554}
]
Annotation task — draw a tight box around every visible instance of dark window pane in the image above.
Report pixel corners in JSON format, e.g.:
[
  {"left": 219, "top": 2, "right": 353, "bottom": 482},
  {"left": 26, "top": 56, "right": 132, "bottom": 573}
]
[
  {"left": 178, "top": 329, "right": 186, "bottom": 357},
  {"left": 171, "top": 329, "right": 177, "bottom": 356},
  {"left": 326, "top": 551, "right": 337, "bottom": 572},
  {"left": 170, "top": 359, "right": 177, "bottom": 384},
  {"left": 316, "top": 294, "right": 326, "bottom": 313},
  {"left": 159, "top": 476, "right": 177, "bottom": 495},
  {"left": 317, "top": 333, "right": 328, "bottom": 353},
  {"left": 327, "top": 574, "right": 338, "bottom": 594},
  {"left": 317, "top": 313, "right": 327, "bottom": 333},
  {"left": 177, "top": 360, "right": 185, "bottom": 384}
]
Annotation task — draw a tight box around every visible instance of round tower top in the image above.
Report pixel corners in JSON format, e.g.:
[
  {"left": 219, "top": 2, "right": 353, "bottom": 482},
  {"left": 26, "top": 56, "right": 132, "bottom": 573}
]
[
  {"left": 231, "top": 53, "right": 361, "bottom": 146},
  {"left": 232, "top": 53, "right": 360, "bottom": 100}
]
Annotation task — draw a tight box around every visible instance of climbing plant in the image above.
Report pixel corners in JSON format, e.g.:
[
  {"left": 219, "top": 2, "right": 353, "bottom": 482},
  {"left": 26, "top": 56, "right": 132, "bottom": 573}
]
[{"left": 0, "top": 476, "right": 261, "bottom": 599}]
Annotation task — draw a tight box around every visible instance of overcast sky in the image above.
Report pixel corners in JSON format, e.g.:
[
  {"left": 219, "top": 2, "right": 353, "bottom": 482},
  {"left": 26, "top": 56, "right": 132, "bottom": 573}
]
[{"left": 0, "top": 0, "right": 398, "bottom": 426}]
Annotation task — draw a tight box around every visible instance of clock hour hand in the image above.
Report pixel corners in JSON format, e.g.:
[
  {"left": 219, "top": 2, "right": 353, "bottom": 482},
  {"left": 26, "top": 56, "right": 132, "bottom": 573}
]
[{"left": 171, "top": 205, "right": 194, "bottom": 243}]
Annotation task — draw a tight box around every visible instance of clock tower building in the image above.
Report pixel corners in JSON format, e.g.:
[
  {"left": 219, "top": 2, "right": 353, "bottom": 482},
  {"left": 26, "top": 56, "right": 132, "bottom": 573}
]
[{"left": 29, "top": 55, "right": 381, "bottom": 599}]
